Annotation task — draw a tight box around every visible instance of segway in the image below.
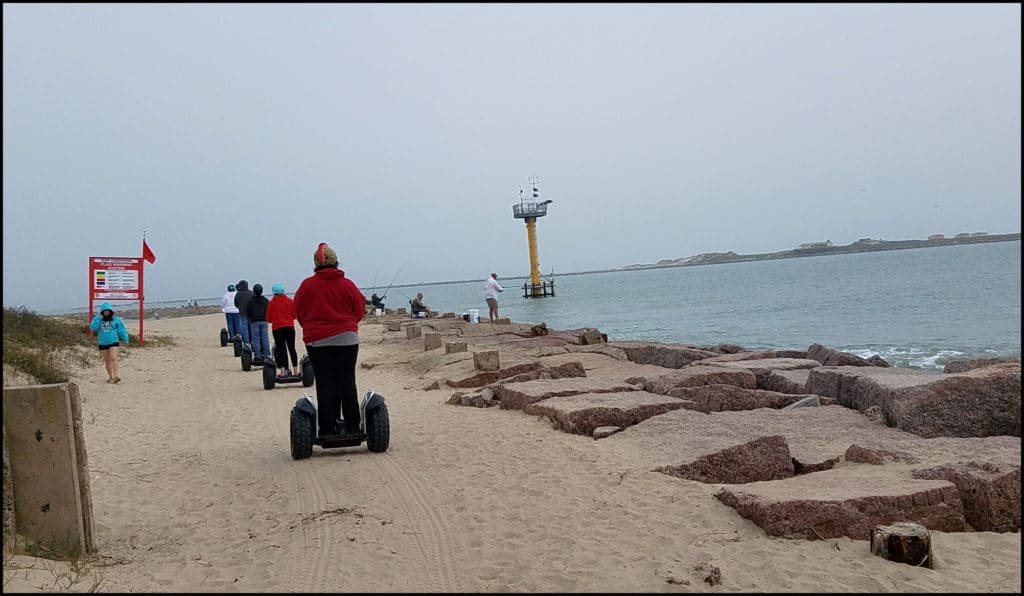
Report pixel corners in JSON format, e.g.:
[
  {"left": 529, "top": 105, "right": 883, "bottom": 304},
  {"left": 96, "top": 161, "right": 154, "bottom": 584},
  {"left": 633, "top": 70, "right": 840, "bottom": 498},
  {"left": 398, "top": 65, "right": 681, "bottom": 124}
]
[
  {"left": 232, "top": 334, "right": 243, "bottom": 357},
  {"left": 220, "top": 328, "right": 230, "bottom": 347},
  {"left": 263, "top": 354, "right": 314, "bottom": 390},
  {"left": 240, "top": 343, "right": 269, "bottom": 371},
  {"left": 289, "top": 389, "right": 390, "bottom": 459}
]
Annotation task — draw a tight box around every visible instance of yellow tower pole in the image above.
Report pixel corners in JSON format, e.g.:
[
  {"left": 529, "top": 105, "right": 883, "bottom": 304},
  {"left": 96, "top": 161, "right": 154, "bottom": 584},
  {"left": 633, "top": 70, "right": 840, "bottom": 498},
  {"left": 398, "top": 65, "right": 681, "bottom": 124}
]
[{"left": 525, "top": 217, "right": 542, "bottom": 296}]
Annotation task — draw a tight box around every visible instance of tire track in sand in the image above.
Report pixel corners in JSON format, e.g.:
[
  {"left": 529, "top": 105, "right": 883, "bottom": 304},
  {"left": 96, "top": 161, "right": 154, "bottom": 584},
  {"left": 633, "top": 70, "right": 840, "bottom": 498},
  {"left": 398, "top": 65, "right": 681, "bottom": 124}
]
[
  {"left": 285, "top": 430, "right": 334, "bottom": 592},
  {"left": 371, "top": 452, "right": 464, "bottom": 592}
]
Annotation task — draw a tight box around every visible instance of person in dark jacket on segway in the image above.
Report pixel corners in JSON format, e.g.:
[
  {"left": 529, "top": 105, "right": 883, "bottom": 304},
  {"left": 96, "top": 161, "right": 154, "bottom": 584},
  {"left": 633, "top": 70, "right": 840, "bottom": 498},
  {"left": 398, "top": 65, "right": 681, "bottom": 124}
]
[
  {"left": 294, "top": 242, "right": 366, "bottom": 438},
  {"left": 233, "top": 280, "right": 255, "bottom": 345}
]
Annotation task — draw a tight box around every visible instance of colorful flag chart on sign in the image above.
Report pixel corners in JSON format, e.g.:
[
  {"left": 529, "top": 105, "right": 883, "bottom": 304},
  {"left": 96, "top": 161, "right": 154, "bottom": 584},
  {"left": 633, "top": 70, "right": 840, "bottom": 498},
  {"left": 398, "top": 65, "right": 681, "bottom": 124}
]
[
  {"left": 95, "top": 271, "right": 106, "bottom": 287},
  {"left": 94, "top": 269, "right": 138, "bottom": 290}
]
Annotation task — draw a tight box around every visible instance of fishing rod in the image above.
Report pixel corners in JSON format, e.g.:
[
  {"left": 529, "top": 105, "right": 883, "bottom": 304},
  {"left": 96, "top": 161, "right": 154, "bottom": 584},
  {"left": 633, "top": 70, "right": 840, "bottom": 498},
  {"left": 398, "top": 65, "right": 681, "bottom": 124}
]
[
  {"left": 378, "top": 264, "right": 406, "bottom": 301},
  {"left": 369, "top": 268, "right": 379, "bottom": 294}
]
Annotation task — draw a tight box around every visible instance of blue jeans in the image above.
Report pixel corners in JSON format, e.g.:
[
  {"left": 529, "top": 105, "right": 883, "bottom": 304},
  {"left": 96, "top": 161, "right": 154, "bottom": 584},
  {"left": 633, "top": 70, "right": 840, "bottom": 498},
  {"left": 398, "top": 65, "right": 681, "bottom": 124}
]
[
  {"left": 225, "top": 312, "right": 241, "bottom": 338},
  {"left": 238, "top": 315, "right": 251, "bottom": 344},
  {"left": 250, "top": 321, "right": 271, "bottom": 359}
]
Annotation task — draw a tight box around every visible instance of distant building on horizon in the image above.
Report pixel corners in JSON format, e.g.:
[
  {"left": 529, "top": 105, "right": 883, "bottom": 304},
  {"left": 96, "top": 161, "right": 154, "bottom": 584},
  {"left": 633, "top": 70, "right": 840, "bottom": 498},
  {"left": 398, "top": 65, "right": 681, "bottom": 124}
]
[
  {"left": 854, "top": 237, "right": 882, "bottom": 246},
  {"left": 971, "top": 232, "right": 988, "bottom": 237},
  {"left": 928, "top": 234, "right": 945, "bottom": 241},
  {"left": 955, "top": 232, "right": 971, "bottom": 239},
  {"left": 797, "top": 240, "right": 834, "bottom": 250}
]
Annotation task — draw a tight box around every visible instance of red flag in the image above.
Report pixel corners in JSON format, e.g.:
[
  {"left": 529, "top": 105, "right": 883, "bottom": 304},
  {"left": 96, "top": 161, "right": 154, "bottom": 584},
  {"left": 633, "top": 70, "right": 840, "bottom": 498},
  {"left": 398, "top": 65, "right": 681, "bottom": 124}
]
[{"left": 143, "top": 239, "right": 156, "bottom": 264}]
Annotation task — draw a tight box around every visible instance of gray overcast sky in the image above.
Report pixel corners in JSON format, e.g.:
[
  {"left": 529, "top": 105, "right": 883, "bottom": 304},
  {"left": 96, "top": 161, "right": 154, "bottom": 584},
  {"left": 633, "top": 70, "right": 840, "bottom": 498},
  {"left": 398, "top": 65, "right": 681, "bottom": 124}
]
[{"left": 3, "top": 3, "right": 1021, "bottom": 312}]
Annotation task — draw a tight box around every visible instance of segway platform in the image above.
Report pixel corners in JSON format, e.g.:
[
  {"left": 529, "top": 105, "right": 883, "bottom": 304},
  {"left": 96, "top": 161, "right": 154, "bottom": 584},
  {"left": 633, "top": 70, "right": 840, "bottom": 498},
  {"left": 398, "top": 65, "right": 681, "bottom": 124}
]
[
  {"left": 263, "top": 354, "right": 315, "bottom": 390},
  {"left": 289, "top": 389, "right": 390, "bottom": 459}
]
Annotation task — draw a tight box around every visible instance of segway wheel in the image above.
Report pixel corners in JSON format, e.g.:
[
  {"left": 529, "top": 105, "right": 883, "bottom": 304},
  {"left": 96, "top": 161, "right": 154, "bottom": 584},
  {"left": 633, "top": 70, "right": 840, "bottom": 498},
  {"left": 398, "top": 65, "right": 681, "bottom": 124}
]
[
  {"left": 232, "top": 336, "right": 242, "bottom": 357},
  {"left": 241, "top": 345, "right": 253, "bottom": 371},
  {"left": 263, "top": 360, "right": 276, "bottom": 390},
  {"left": 289, "top": 407, "right": 314, "bottom": 460},
  {"left": 365, "top": 402, "right": 390, "bottom": 453},
  {"left": 301, "top": 356, "right": 314, "bottom": 387},
  {"left": 220, "top": 328, "right": 229, "bottom": 347}
]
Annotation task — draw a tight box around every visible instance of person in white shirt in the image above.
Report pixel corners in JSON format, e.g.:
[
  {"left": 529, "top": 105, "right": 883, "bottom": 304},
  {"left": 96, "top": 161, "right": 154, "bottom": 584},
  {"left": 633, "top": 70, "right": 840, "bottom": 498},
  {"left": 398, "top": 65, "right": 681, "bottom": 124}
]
[
  {"left": 482, "top": 272, "right": 504, "bottom": 323},
  {"left": 222, "top": 284, "right": 241, "bottom": 338}
]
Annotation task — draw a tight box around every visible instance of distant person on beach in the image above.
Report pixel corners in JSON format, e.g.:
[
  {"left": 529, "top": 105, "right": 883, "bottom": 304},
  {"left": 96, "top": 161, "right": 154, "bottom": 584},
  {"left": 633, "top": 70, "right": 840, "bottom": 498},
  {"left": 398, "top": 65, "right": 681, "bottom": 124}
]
[
  {"left": 410, "top": 292, "right": 429, "bottom": 315},
  {"left": 89, "top": 302, "right": 130, "bottom": 384},
  {"left": 295, "top": 242, "right": 366, "bottom": 438},
  {"left": 267, "top": 282, "right": 299, "bottom": 377},
  {"left": 371, "top": 293, "right": 385, "bottom": 311},
  {"left": 234, "top": 280, "right": 254, "bottom": 345},
  {"left": 483, "top": 272, "right": 504, "bottom": 323},
  {"left": 246, "top": 284, "right": 272, "bottom": 362},
  {"left": 222, "top": 284, "right": 240, "bottom": 338}
]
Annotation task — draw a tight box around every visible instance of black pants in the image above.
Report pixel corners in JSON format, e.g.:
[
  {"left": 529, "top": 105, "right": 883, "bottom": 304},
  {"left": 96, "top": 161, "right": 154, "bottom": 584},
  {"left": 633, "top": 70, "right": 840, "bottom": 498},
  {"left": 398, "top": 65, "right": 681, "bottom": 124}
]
[
  {"left": 306, "top": 344, "right": 360, "bottom": 436},
  {"left": 273, "top": 327, "right": 299, "bottom": 369}
]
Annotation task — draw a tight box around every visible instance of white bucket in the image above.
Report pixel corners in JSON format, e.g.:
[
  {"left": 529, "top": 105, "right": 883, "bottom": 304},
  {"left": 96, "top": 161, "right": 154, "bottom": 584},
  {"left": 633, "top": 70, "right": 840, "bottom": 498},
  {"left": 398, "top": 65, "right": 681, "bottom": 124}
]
[
  {"left": 374, "top": 308, "right": 383, "bottom": 316},
  {"left": 468, "top": 308, "right": 480, "bottom": 323}
]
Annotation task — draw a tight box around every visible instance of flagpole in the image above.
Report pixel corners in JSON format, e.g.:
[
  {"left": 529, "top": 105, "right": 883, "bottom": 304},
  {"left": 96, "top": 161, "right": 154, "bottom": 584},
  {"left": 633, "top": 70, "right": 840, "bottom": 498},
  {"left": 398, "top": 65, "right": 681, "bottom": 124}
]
[{"left": 140, "top": 230, "right": 146, "bottom": 346}]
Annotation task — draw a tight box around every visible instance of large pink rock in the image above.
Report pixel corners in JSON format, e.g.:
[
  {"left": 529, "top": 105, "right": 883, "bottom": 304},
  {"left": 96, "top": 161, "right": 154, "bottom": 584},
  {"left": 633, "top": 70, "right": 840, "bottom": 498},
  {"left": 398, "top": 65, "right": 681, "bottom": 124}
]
[
  {"left": 539, "top": 351, "right": 672, "bottom": 385},
  {"left": 715, "top": 467, "right": 965, "bottom": 540},
  {"left": 704, "top": 358, "right": 822, "bottom": 388},
  {"left": 608, "top": 342, "right": 719, "bottom": 368},
  {"left": 845, "top": 444, "right": 919, "bottom": 465},
  {"left": 806, "top": 363, "right": 1022, "bottom": 438},
  {"left": 764, "top": 369, "right": 812, "bottom": 394},
  {"left": 665, "top": 384, "right": 820, "bottom": 413},
  {"left": 655, "top": 435, "right": 795, "bottom": 484},
  {"left": 496, "top": 377, "right": 641, "bottom": 411},
  {"left": 495, "top": 361, "right": 586, "bottom": 385},
  {"left": 807, "top": 343, "right": 880, "bottom": 367},
  {"left": 628, "top": 365, "right": 757, "bottom": 395},
  {"left": 700, "top": 350, "right": 809, "bottom": 364},
  {"left": 912, "top": 463, "right": 1021, "bottom": 532},
  {"left": 524, "top": 391, "right": 691, "bottom": 436},
  {"left": 604, "top": 407, "right": 917, "bottom": 482},
  {"left": 943, "top": 357, "right": 1020, "bottom": 374},
  {"left": 446, "top": 361, "right": 544, "bottom": 388}
]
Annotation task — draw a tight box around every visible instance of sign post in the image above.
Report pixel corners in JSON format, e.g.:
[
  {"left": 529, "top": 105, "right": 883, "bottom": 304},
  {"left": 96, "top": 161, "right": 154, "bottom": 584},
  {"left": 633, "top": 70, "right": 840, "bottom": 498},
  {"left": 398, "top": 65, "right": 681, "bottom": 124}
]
[{"left": 88, "top": 257, "right": 144, "bottom": 345}]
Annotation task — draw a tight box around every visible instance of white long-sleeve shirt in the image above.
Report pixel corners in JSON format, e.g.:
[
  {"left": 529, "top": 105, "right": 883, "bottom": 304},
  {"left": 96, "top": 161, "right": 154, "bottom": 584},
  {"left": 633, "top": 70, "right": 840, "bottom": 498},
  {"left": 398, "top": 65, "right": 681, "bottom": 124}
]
[
  {"left": 222, "top": 291, "right": 239, "bottom": 313},
  {"left": 483, "top": 277, "right": 504, "bottom": 300}
]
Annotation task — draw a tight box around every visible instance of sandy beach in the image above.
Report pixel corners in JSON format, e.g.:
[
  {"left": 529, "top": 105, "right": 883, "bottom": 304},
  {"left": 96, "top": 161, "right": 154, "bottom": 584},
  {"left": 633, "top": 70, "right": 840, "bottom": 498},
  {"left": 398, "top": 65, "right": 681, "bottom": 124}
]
[{"left": 3, "top": 312, "right": 1020, "bottom": 593}]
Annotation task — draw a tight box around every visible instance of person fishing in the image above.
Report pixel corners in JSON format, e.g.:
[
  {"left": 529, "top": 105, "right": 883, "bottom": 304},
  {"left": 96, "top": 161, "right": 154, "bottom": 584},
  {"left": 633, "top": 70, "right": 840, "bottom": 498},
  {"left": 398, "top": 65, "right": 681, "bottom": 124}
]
[{"left": 410, "top": 292, "right": 429, "bottom": 315}]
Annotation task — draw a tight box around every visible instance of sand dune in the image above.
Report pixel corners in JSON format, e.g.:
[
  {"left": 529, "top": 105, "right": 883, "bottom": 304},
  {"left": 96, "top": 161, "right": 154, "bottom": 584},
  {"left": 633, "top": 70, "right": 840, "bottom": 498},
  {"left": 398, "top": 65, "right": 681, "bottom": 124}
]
[{"left": 3, "top": 313, "right": 1020, "bottom": 592}]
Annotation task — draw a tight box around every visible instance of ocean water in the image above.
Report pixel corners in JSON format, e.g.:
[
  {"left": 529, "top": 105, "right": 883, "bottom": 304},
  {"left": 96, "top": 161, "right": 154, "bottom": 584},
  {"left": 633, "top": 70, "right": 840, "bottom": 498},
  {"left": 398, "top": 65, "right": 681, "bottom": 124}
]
[{"left": 387, "top": 241, "right": 1021, "bottom": 371}]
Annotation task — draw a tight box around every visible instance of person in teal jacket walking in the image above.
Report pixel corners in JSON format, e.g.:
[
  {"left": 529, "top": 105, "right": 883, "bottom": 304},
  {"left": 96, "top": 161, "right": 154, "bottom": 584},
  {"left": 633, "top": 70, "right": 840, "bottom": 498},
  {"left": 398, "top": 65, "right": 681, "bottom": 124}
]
[{"left": 89, "top": 302, "right": 130, "bottom": 384}]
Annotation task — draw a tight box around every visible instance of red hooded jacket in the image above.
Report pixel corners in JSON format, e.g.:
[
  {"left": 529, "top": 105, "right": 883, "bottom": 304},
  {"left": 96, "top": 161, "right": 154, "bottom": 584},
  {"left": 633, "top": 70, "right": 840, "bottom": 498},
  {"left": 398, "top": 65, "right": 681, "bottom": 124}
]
[
  {"left": 266, "top": 294, "right": 296, "bottom": 330},
  {"left": 294, "top": 267, "right": 365, "bottom": 344}
]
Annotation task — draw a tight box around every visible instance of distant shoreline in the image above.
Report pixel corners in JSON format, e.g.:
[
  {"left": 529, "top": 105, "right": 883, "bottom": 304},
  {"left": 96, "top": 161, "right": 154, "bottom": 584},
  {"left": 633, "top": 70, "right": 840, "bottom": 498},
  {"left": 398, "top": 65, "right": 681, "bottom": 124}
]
[{"left": 33, "top": 232, "right": 1022, "bottom": 315}]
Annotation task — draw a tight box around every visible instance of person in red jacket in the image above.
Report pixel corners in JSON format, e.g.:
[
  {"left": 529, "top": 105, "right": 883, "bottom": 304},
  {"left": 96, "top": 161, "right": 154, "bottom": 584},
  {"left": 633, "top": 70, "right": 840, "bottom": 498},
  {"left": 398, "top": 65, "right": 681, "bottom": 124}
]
[
  {"left": 294, "top": 242, "right": 366, "bottom": 437},
  {"left": 267, "top": 282, "right": 299, "bottom": 378}
]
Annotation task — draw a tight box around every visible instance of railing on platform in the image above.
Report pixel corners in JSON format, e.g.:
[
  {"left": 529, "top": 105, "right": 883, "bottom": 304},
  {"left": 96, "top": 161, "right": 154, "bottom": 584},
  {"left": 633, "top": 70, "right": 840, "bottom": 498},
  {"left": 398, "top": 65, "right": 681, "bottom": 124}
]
[{"left": 522, "top": 279, "right": 556, "bottom": 298}]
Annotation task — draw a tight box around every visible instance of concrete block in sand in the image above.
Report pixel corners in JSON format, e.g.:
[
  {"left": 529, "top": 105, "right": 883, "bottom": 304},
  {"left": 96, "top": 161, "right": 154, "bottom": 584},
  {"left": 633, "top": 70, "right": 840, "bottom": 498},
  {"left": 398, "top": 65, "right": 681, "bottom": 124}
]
[
  {"left": 629, "top": 365, "right": 757, "bottom": 395},
  {"left": 807, "top": 363, "right": 1021, "bottom": 438},
  {"left": 386, "top": 321, "right": 402, "bottom": 331},
  {"left": 497, "top": 377, "right": 641, "bottom": 411},
  {"left": 912, "top": 462, "right": 1021, "bottom": 532},
  {"left": 524, "top": 391, "right": 692, "bottom": 436},
  {"left": 665, "top": 384, "right": 822, "bottom": 413},
  {"left": 705, "top": 358, "right": 822, "bottom": 388},
  {"left": 473, "top": 350, "right": 499, "bottom": 372},
  {"left": 406, "top": 325, "right": 422, "bottom": 339},
  {"left": 445, "top": 341, "right": 467, "bottom": 354},
  {"left": 715, "top": 466, "right": 965, "bottom": 540},
  {"left": 423, "top": 332, "right": 443, "bottom": 351}
]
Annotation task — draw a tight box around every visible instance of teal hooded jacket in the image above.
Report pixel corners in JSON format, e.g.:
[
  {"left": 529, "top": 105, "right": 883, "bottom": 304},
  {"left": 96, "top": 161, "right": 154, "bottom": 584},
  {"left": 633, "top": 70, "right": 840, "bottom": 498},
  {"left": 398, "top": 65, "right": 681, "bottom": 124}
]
[{"left": 89, "top": 302, "right": 130, "bottom": 346}]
